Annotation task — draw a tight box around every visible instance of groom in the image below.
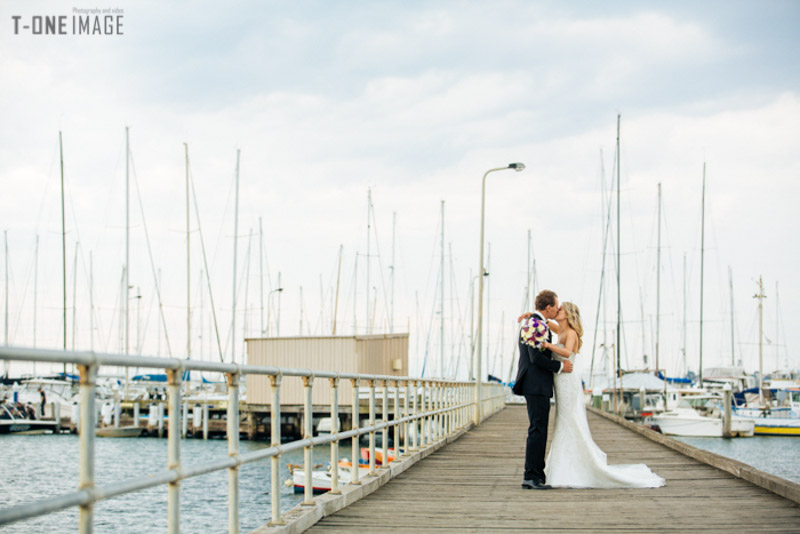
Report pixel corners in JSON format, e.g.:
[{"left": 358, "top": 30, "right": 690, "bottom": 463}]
[{"left": 513, "top": 289, "right": 573, "bottom": 490}]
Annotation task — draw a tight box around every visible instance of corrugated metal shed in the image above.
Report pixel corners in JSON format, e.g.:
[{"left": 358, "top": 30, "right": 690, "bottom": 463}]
[{"left": 245, "top": 334, "right": 409, "bottom": 406}]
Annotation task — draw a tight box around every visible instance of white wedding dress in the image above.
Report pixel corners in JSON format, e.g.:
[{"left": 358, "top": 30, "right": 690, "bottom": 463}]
[{"left": 544, "top": 349, "right": 665, "bottom": 488}]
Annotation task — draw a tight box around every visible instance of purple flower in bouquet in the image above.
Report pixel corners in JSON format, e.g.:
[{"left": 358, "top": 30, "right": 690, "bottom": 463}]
[{"left": 520, "top": 316, "right": 549, "bottom": 350}]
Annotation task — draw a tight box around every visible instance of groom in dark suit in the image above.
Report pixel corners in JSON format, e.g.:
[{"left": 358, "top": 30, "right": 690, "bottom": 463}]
[{"left": 513, "top": 289, "right": 573, "bottom": 490}]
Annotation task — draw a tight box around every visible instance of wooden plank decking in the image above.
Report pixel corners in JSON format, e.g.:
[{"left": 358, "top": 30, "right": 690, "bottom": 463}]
[{"left": 305, "top": 404, "right": 800, "bottom": 533}]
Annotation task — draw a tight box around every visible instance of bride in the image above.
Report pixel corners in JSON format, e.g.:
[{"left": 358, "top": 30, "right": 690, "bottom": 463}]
[{"left": 541, "top": 302, "right": 665, "bottom": 489}]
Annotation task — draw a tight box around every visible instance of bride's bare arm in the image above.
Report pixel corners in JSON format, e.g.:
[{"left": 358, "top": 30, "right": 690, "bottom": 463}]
[
  {"left": 547, "top": 319, "right": 562, "bottom": 335},
  {"left": 544, "top": 330, "right": 578, "bottom": 357}
]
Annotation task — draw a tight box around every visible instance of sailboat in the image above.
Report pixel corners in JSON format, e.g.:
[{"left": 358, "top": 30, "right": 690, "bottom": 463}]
[
  {"left": 651, "top": 165, "right": 755, "bottom": 437},
  {"left": 732, "top": 277, "right": 800, "bottom": 436}
]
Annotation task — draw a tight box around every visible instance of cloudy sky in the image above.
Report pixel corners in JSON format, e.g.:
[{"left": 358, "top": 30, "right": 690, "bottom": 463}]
[{"left": 1, "top": 0, "right": 798, "bottom": 382}]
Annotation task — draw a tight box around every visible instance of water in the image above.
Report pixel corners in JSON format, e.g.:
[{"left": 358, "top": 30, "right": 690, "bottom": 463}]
[
  {"left": 674, "top": 435, "right": 800, "bottom": 484},
  {"left": 0, "top": 433, "right": 349, "bottom": 533}
]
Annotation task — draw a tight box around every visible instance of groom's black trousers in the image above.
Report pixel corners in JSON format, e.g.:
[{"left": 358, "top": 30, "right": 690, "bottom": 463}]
[{"left": 523, "top": 394, "right": 551, "bottom": 482}]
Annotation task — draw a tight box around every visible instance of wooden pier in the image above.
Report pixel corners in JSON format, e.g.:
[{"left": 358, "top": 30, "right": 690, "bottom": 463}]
[{"left": 273, "top": 404, "right": 800, "bottom": 533}]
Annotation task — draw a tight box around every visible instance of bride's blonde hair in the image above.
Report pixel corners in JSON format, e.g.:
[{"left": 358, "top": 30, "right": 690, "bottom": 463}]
[{"left": 562, "top": 302, "right": 584, "bottom": 353}]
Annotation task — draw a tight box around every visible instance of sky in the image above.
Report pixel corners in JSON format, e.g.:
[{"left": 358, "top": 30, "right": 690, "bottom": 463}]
[{"left": 1, "top": 0, "right": 798, "bottom": 383}]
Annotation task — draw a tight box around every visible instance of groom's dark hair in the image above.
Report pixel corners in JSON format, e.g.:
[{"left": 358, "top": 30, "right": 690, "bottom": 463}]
[{"left": 535, "top": 290, "right": 558, "bottom": 311}]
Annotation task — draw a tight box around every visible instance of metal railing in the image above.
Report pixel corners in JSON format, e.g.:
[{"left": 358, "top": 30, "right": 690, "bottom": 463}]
[{"left": 0, "top": 346, "right": 505, "bottom": 533}]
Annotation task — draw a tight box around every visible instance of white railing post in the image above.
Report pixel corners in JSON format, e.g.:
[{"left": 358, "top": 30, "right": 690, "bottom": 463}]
[
  {"left": 381, "top": 379, "right": 389, "bottom": 467},
  {"left": 166, "top": 368, "right": 182, "bottom": 534},
  {"left": 133, "top": 402, "right": 139, "bottom": 429},
  {"left": 402, "top": 380, "right": 410, "bottom": 455},
  {"left": 420, "top": 381, "right": 427, "bottom": 447},
  {"left": 329, "top": 377, "right": 340, "bottom": 495},
  {"left": 78, "top": 364, "right": 97, "bottom": 534},
  {"left": 302, "top": 375, "right": 314, "bottom": 505},
  {"left": 368, "top": 379, "right": 376, "bottom": 476},
  {"left": 411, "top": 380, "right": 419, "bottom": 451},
  {"left": 269, "top": 374, "right": 283, "bottom": 526},
  {"left": 226, "top": 372, "right": 240, "bottom": 534},
  {"left": 393, "top": 380, "right": 400, "bottom": 459},
  {"left": 350, "top": 378, "right": 361, "bottom": 485}
]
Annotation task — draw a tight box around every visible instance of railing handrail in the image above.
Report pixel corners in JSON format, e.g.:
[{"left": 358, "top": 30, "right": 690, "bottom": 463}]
[{"left": 0, "top": 344, "right": 506, "bottom": 533}]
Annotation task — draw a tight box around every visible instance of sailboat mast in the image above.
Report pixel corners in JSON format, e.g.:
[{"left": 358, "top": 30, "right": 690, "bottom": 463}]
[
  {"left": 616, "top": 114, "right": 621, "bottom": 380},
  {"left": 391, "top": 212, "right": 396, "bottom": 333},
  {"left": 333, "top": 245, "right": 342, "bottom": 335},
  {"left": 729, "top": 267, "right": 735, "bottom": 366},
  {"left": 366, "top": 189, "right": 371, "bottom": 335},
  {"left": 72, "top": 241, "right": 78, "bottom": 350},
  {"left": 232, "top": 149, "right": 240, "bottom": 363},
  {"left": 90, "top": 251, "right": 94, "bottom": 352},
  {"left": 755, "top": 276, "right": 765, "bottom": 405},
  {"left": 125, "top": 127, "right": 130, "bottom": 358},
  {"left": 3, "top": 232, "right": 7, "bottom": 348},
  {"left": 60, "top": 131, "right": 67, "bottom": 376},
  {"left": 656, "top": 183, "right": 661, "bottom": 374},
  {"left": 259, "top": 217, "right": 264, "bottom": 334},
  {"left": 682, "top": 254, "right": 687, "bottom": 375},
  {"left": 185, "top": 143, "right": 191, "bottom": 359},
  {"left": 699, "top": 163, "right": 706, "bottom": 385},
  {"left": 34, "top": 235, "right": 38, "bottom": 349},
  {"left": 440, "top": 200, "right": 445, "bottom": 378}
]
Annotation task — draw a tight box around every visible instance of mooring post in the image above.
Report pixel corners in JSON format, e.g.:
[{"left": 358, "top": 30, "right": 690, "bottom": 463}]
[{"left": 723, "top": 383, "right": 733, "bottom": 438}]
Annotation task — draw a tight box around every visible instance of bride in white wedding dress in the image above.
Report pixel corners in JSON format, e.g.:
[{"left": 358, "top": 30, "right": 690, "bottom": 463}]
[{"left": 542, "top": 302, "right": 665, "bottom": 489}]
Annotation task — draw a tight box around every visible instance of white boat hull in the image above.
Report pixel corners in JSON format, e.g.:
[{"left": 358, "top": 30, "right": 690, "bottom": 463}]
[{"left": 653, "top": 412, "right": 754, "bottom": 437}]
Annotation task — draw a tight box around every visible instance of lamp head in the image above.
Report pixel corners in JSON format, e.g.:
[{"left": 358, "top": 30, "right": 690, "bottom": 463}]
[{"left": 508, "top": 162, "right": 525, "bottom": 172}]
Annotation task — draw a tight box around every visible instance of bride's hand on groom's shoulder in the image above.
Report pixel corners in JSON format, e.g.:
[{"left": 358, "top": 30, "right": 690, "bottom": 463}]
[{"left": 517, "top": 312, "right": 533, "bottom": 322}]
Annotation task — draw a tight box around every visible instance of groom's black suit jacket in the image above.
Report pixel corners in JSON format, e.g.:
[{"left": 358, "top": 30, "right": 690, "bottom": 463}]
[{"left": 512, "top": 313, "right": 561, "bottom": 397}]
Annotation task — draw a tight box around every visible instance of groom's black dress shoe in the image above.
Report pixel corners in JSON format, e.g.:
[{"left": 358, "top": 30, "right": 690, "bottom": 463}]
[{"left": 521, "top": 479, "right": 551, "bottom": 490}]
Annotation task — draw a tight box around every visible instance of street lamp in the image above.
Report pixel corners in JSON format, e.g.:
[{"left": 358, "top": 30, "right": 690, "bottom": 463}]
[{"left": 474, "top": 162, "right": 525, "bottom": 424}]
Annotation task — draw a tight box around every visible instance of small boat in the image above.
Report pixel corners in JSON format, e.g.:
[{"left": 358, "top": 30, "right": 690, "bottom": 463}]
[
  {"left": 733, "top": 406, "right": 800, "bottom": 437},
  {"left": 287, "top": 463, "right": 360, "bottom": 494},
  {"left": 0, "top": 404, "right": 58, "bottom": 434},
  {"left": 96, "top": 426, "right": 144, "bottom": 438},
  {"left": 652, "top": 395, "right": 755, "bottom": 437}
]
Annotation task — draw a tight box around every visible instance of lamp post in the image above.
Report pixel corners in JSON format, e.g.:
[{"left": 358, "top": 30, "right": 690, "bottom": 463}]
[{"left": 474, "top": 162, "right": 525, "bottom": 424}]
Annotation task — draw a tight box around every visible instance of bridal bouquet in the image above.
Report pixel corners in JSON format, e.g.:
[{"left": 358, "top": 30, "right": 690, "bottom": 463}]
[{"left": 520, "top": 316, "right": 549, "bottom": 350}]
